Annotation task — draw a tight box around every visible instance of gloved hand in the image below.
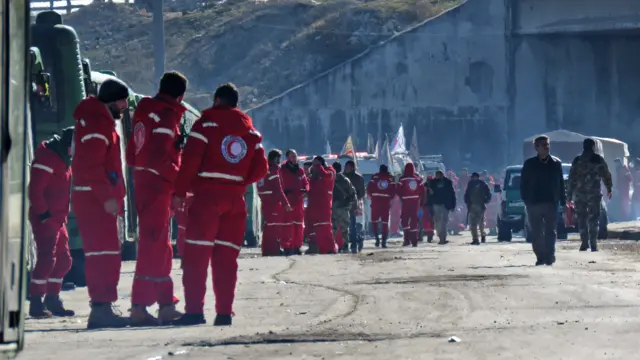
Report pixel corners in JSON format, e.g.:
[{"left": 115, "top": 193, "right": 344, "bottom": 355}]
[{"left": 417, "top": 208, "right": 423, "bottom": 219}]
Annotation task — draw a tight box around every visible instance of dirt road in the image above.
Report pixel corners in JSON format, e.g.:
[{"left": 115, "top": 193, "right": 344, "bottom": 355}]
[{"left": 20, "top": 234, "right": 640, "bottom": 360}]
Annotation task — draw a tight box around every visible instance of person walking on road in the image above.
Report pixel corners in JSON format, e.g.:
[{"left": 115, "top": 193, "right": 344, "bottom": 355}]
[
  {"left": 567, "top": 138, "right": 613, "bottom": 252},
  {"left": 331, "top": 162, "right": 357, "bottom": 253},
  {"left": 520, "top": 135, "right": 567, "bottom": 266},
  {"left": 344, "top": 160, "right": 365, "bottom": 252},
  {"left": 426, "top": 170, "right": 456, "bottom": 245},
  {"left": 464, "top": 172, "right": 492, "bottom": 245}
]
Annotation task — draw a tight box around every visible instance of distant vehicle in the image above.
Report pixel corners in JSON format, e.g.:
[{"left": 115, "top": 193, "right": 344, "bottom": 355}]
[{"left": 418, "top": 155, "right": 445, "bottom": 177}]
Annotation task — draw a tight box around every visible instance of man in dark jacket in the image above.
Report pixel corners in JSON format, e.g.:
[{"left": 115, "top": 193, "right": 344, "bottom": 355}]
[
  {"left": 464, "top": 172, "right": 492, "bottom": 245},
  {"left": 331, "top": 162, "right": 357, "bottom": 253},
  {"left": 520, "top": 135, "right": 567, "bottom": 266},
  {"left": 344, "top": 160, "right": 365, "bottom": 251},
  {"left": 426, "top": 170, "right": 456, "bottom": 244}
]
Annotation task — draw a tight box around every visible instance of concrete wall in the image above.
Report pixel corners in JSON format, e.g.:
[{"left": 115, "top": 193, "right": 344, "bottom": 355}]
[
  {"left": 512, "top": 34, "right": 640, "bottom": 160},
  {"left": 249, "top": 0, "right": 509, "bottom": 170}
]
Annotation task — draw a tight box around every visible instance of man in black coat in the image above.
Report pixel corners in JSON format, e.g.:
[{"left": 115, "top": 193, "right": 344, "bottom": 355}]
[
  {"left": 426, "top": 170, "right": 456, "bottom": 244},
  {"left": 520, "top": 135, "right": 567, "bottom": 266}
]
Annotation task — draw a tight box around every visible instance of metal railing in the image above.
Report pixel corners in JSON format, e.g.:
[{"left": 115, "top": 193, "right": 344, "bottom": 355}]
[{"left": 30, "top": 0, "right": 135, "bottom": 15}]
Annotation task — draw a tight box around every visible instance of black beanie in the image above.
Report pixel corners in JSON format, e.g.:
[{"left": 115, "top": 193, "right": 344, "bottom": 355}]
[
  {"left": 379, "top": 164, "right": 389, "bottom": 173},
  {"left": 97, "top": 79, "right": 129, "bottom": 103},
  {"left": 60, "top": 126, "right": 74, "bottom": 148}
]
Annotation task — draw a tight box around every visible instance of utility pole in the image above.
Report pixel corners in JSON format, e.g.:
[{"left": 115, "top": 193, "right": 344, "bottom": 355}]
[{"left": 152, "top": 0, "right": 165, "bottom": 81}]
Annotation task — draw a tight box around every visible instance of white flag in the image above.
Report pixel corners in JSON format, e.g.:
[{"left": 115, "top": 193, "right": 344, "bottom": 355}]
[
  {"left": 410, "top": 126, "right": 420, "bottom": 162},
  {"left": 325, "top": 140, "right": 332, "bottom": 155},
  {"left": 390, "top": 123, "right": 407, "bottom": 154}
]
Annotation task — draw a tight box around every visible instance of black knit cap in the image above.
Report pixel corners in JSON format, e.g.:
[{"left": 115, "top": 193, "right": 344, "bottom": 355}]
[
  {"left": 97, "top": 78, "right": 130, "bottom": 103},
  {"left": 60, "top": 126, "right": 74, "bottom": 148}
]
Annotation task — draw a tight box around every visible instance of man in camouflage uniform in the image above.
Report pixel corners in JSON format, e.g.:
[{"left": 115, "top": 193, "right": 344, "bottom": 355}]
[
  {"left": 331, "top": 162, "right": 357, "bottom": 253},
  {"left": 464, "top": 172, "right": 492, "bottom": 245},
  {"left": 567, "top": 138, "right": 613, "bottom": 252}
]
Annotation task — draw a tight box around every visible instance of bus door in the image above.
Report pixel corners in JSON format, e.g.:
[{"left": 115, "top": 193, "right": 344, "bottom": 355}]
[{"left": 1, "top": 0, "right": 32, "bottom": 355}]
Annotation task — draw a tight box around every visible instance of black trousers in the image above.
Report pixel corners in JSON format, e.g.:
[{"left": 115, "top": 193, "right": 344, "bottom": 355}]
[{"left": 526, "top": 202, "right": 558, "bottom": 262}]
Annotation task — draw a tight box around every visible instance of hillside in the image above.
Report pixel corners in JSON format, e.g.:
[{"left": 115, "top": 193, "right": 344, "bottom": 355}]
[{"left": 65, "top": 0, "right": 460, "bottom": 109}]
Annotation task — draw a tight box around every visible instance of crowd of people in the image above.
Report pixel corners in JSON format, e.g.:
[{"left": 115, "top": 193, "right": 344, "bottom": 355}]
[
  {"left": 28, "top": 72, "right": 267, "bottom": 329},
  {"left": 25, "top": 70, "right": 623, "bottom": 331}
]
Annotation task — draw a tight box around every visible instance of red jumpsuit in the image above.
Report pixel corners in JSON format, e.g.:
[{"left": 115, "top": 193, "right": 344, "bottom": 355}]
[
  {"left": 616, "top": 165, "right": 632, "bottom": 221},
  {"left": 174, "top": 105, "right": 267, "bottom": 316},
  {"left": 126, "top": 94, "right": 186, "bottom": 307},
  {"left": 28, "top": 143, "right": 72, "bottom": 297},
  {"left": 257, "top": 165, "right": 290, "bottom": 256},
  {"left": 398, "top": 163, "right": 422, "bottom": 246},
  {"left": 421, "top": 177, "right": 435, "bottom": 239},
  {"left": 279, "top": 163, "right": 309, "bottom": 251},
  {"left": 366, "top": 171, "right": 396, "bottom": 238},
  {"left": 71, "top": 96, "right": 126, "bottom": 304},
  {"left": 307, "top": 164, "right": 336, "bottom": 254},
  {"left": 176, "top": 193, "right": 194, "bottom": 257}
]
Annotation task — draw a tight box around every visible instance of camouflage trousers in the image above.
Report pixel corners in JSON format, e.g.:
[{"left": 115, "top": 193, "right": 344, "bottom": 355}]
[
  {"left": 468, "top": 205, "right": 486, "bottom": 241},
  {"left": 575, "top": 197, "right": 601, "bottom": 246},
  {"left": 332, "top": 206, "right": 350, "bottom": 248},
  {"left": 433, "top": 205, "right": 449, "bottom": 241}
]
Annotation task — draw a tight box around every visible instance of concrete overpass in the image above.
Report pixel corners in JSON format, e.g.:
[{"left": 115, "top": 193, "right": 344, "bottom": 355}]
[{"left": 249, "top": 0, "right": 640, "bottom": 170}]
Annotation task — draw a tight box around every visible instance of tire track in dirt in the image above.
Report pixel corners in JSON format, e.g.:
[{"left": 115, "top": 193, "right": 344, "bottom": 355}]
[{"left": 271, "top": 257, "right": 362, "bottom": 326}]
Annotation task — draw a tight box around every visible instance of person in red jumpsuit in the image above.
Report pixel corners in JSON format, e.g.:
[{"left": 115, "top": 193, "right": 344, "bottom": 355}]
[
  {"left": 307, "top": 156, "right": 337, "bottom": 254},
  {"left": 398, "top": 163, "right": 422, "bottom": 247},
  {"left": 125, "top": 72, "right": 188, "bottom": 326},
  {"left": 171, "top": 83, "right": 268, "bottom": 327},
  {"left": 420, "top": 175, "right": 436, "bottom": 243},
  {"left": 366, "top": 164, "right": 396, "bottom": 248},
  {"left": 302, "top": 161, "right": 319, "bottom": 254},
  {"left": 72, "top": 79, "right": 130, "bottom": 329},
  {"left": 614, "top": 158, "right": 632, "bottom": 221},
  {"left": 279, "top": 149, "right": 309, "bottom": 255},
  {"left": 258, "top": 149, "right": 292, "bottom": 256},
  {"left": 28, "top": 127, "right": 75, "bottom": 318}
]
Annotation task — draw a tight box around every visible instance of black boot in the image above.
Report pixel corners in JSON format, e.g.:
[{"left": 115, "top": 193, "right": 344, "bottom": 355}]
[
  {"left": 481, "top": 235, "right": 486, "bottom": 243},
  {"left": 213, "top": 314, "right": 232, "bottom": 326},
  {"left": 374, "top": 234, "right": 380, "bottom": 247},
  {"left": 28, "top": 296, "right": 52, "bottom": 319},
  {"left": 579, "top": 241, "right": 589, "bottom": 251},
  {"left": 44, "top": 295, "right": 75, "bottom": 317},
  {"left": 471, "top": 240, "right": 480, "bottom": 245},
  {"left": 590, "top": 239, "right": 598, "bottom": 252},
  {"left": 427, "top": 234, "right": 433, "bottom": 243},
  {"left": 381, "top": 236, "right": 388, "bottom": 249},
  {"left": 171, "top": 313, "right": 206, "bottom": 326}
]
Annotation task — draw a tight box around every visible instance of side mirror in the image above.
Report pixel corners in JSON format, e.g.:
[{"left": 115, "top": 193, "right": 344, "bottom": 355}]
[{"left": 494, "top": 184, "right": 501, "bottom": 193}]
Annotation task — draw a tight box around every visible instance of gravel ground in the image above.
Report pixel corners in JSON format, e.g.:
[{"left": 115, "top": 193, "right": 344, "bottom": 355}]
[{"left": 19, "top": 229, "right": 640, "bottom": 360}]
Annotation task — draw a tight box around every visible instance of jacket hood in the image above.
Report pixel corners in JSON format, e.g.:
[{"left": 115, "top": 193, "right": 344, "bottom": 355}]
[
  {"left": 403, "top": 163, "right": 415, "bottom": 177},
  {"left": 73, "top": 96, "right": 113, "bottom": 122},
  {"left": 201, "top": 106, "right": 253, "bottom": 137}
]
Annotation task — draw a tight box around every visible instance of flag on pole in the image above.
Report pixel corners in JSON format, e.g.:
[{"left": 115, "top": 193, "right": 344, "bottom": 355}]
[
  {"left": 340, "top": 135, "right": 356, "bottom": 157},
  {"left": 382, "top": 136, "right": 394, "bottom": 171},
  {"left": 367, "top": 133, "right": 375, "bottom": 154},
  {"left": 410, "top": 126, "right": 420, "bottom": 162},
  {"left": 325, "top": 140, "right": 332, "bottom": 155},
  {"left": 390, "top": 123, "right": 407, "bottom": 154},
  {"left": 340, "top": 135, "right": 358, "bottom": 167}
]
